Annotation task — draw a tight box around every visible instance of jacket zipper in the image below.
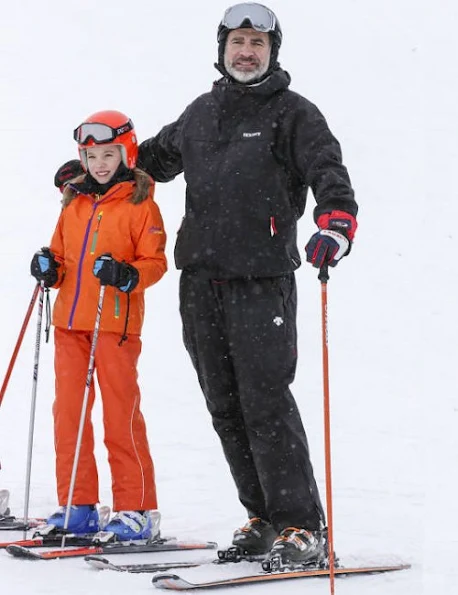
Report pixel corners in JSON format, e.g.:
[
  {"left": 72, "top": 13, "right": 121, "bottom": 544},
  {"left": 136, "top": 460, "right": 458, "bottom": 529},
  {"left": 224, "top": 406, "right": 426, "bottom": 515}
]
[{"left": 67, "top": 192, "right": 111, "bottom": 329}]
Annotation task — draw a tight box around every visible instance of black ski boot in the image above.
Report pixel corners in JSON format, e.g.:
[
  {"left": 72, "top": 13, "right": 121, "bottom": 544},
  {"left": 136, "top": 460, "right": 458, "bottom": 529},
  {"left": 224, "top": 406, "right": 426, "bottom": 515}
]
[
  {"left": 262, "top": 527, "right": 328, "bottom": 572},
  {"left": 231, "top": 517, "right": 277, "bottom": 556}
]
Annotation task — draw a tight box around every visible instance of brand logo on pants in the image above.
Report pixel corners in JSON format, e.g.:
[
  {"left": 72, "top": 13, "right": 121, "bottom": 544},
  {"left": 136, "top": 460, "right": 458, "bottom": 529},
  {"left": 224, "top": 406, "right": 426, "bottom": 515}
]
[{"left": 273, "top": 316, "right": 284, "bottom": 326}]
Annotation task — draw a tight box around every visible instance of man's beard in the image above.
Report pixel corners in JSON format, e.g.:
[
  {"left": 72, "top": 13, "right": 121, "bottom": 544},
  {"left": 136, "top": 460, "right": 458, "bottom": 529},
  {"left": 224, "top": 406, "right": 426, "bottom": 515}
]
[{"left": 224, "top": 57, "right": 269, "bottom": 83}]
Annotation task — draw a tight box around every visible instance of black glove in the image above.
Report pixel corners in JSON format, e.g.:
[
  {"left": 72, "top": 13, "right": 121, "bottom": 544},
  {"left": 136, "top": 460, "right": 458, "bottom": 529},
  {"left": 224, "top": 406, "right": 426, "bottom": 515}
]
[
  {"left": 93, "top": 253, "right": 139, "bottom": 293},
  {"left": 54, "top": 160, "right": 84, "bottom": 191},
  {"left": 30, "top": 248, "right": 59, "bottom": 287}
]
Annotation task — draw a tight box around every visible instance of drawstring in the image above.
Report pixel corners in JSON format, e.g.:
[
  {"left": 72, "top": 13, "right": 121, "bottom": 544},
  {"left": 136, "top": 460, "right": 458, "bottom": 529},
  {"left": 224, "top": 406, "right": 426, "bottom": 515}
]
[
  {"left": 41, "top": 285, "right": 129, "bottom": 346},
  {"left": 44, "top": 288, "right": 51, "bottom": 343},
  {"left": 118, "top": 293, "right": 130, "bottom": 346}
]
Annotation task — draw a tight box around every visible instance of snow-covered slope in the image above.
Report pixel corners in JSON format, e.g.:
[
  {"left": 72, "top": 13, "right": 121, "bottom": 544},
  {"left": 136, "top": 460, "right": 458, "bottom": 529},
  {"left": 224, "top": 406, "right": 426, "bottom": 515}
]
[{"left": 0, "top": 1, "right": 457, "bottom": 593}]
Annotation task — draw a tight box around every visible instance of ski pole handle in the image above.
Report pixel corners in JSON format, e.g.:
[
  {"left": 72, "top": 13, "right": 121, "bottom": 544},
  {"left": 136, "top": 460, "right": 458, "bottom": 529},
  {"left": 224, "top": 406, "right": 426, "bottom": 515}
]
[{"left": 318, "top": 263, "right": 329, "bottom": 283}]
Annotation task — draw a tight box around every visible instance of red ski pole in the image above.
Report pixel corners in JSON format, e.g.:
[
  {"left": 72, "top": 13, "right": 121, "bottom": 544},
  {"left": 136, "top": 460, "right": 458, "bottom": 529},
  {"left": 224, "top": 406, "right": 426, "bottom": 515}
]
[
  {"left": 318, "top": 264, "right": 336, "bottom": 595},
  {"left": 0, "top": 284, "right": 40, "bottom": 407}
]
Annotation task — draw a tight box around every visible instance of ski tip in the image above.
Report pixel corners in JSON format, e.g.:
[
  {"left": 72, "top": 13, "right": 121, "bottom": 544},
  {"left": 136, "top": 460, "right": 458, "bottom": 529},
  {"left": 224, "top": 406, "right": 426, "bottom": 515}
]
[
  {"left": 6, "top": 544, "right": 42, "bottom": 559},
  {"left": 152, "top": 574, "right": 194, "bottom": 590},
  {"left": 84, "top": 555, "right": 109, "bottom": 567},
  {"left": 85, "top": 555, "right": 122, "bottom": 571},
  {"left": 85, "top": 554, "right": 109, "bottom": 562}
]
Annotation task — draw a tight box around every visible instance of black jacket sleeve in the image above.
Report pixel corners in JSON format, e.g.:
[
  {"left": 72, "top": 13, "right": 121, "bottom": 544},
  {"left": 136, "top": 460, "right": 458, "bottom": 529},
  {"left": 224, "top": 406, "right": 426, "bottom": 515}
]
[
  {"left": 279, "top": 97, "right": 358, "bottom": 222},
  {"left": 137, "top": 109, "right": 188, "bottom": 183}
]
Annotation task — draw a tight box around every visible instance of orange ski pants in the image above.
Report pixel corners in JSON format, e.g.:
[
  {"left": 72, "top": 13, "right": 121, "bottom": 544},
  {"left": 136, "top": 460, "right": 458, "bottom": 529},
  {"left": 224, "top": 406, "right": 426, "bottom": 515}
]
[{"left": 53, "top": 327, "right": 157, "bottom": 511}]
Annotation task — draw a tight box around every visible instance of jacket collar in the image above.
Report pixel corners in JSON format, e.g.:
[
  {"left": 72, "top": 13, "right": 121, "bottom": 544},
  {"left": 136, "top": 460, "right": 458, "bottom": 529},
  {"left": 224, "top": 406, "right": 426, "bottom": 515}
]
[
  {"left": 71, "top": 163, "right": 134, "bottom": 196},
  {"left": 211, "top": 67, "right": 291, "bottom": 103},
  {"left": 62, "top": 168, "right": 153, "bottom": 207}
]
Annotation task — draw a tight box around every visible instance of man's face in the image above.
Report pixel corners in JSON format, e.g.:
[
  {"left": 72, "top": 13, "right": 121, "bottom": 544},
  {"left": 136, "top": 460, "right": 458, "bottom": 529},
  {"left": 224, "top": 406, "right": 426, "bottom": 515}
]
[{"left": 224, "top": 28, "right": 271, "bottom": 83}]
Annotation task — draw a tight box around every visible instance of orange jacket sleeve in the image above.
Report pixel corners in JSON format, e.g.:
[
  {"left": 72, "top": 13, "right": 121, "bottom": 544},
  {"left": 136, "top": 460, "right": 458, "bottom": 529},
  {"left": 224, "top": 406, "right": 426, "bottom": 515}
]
[
  {"left": 49, "top": 211, "right": 67, "bottom": 288},
  {"left": 128, "top": 196, "right": 167, "bottom": 292}
]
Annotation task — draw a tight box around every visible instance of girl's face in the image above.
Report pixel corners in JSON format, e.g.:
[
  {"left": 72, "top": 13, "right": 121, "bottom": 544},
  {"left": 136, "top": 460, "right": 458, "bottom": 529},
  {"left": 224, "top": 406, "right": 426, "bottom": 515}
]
[{"left": 86, "top": 144, "right": 122, "bottom": 184}]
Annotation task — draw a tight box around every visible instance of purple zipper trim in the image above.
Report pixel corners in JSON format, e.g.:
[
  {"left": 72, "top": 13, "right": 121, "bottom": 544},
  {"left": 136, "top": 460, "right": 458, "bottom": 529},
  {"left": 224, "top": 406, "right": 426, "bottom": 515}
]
[{"left": 67, "top": 205, "right": 98, "bottom": 329}]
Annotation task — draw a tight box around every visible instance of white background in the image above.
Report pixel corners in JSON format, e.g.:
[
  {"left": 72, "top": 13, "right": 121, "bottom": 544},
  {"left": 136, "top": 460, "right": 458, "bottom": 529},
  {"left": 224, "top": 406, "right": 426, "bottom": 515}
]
[{"left": 0, "top": 1, "right": 457, "bottom": 593}]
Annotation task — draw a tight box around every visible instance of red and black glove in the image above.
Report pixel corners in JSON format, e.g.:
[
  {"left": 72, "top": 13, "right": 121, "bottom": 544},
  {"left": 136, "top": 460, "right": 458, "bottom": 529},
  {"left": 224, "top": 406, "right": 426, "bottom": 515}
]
[
  {"left": 54, "top": 160, "right": 85, "bottom": 193},
  {"left": 305, "top": 210, "right": 357, "bottom": 268}
]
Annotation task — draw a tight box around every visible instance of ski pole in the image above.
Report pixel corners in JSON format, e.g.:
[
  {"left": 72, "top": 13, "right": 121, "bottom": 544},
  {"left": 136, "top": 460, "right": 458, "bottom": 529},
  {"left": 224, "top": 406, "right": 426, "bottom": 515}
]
[
  {"left": 22, "top": 281, "right": 45, "bottom": 538},
  {"left": 61, "top": 283, "right": 106, "bottom": 548},
  {"left": 318, "top": 264, "right": 336, "bottom": 595},
  {"left": 0, "top": 284, "right": 40, "bottom": 408}
]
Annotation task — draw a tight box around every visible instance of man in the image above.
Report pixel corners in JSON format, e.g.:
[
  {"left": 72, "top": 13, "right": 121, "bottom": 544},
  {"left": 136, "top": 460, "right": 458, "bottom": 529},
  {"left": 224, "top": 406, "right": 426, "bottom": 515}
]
[{"left": 138, "top": 2, "right": 357, "bottom": 569}]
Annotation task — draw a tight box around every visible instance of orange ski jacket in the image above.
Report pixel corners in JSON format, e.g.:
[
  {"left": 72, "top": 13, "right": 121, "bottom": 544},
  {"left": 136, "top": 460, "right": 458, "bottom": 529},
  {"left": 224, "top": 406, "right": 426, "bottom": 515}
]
[{"left": 49, "top": 169, "right": 167, "bottom": 335}]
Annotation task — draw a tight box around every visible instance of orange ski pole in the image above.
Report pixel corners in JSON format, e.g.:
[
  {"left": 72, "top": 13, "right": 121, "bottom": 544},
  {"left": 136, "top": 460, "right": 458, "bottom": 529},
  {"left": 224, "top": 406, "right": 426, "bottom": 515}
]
[
  {"left": 0, "top": 284, "right": 40, "bottom": 407},
  {"left": 318, "top": 264, "right": 335, "bottom": 595}
]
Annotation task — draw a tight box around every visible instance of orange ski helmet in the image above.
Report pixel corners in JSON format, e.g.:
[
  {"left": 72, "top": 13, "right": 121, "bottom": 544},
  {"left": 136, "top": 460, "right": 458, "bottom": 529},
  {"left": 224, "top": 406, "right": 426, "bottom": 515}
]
[{"left": 73, "top": 110, "right": 138, "bottom": 170}]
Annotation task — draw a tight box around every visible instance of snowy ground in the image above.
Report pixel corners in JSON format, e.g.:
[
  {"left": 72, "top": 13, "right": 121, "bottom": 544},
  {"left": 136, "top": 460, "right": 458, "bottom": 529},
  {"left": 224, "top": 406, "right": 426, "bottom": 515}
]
[{"left": 1, "top": 0, "right": 457, "bottom": 593}]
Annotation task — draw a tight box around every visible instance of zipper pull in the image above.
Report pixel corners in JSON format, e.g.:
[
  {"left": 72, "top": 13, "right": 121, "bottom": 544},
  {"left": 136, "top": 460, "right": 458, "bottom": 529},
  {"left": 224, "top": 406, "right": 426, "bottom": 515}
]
[
  {"left": 270, "top": 216, "right": 277, "bottom": 237},
  {"left": 90, "top": 211, "right": 103, "bottom": 255}
]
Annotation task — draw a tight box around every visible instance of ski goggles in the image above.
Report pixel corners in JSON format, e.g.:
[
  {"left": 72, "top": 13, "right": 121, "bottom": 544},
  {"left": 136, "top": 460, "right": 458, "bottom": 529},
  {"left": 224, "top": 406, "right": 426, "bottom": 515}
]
[
  {"left": 221, "top": 3, "right": 277, "bottom": 34},
  {"left": 73, "top": 120, "right": 134, "bottom": 145}
]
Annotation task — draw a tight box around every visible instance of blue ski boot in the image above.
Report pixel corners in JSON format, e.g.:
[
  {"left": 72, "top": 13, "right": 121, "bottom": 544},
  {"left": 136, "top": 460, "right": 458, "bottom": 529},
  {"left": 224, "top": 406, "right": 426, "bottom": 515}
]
[
  {"left": 103, "top": 510, "right": 160, "bottom": 541},
  {"left": 46, "top": 505, "right": 100, "bottom": 534}
]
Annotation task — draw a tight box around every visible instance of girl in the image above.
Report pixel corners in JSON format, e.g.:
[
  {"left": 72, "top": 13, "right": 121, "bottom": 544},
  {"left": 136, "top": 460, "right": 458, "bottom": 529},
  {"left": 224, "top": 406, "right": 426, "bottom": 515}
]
[{"left": 30, "top": 110, "right": 167, "bottom": 540}]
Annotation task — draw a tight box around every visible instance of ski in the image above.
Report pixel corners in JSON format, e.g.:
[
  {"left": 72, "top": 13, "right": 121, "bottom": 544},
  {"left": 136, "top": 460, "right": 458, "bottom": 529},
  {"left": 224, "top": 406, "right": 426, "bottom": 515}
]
[
  {"left": 85, "top": 555, "right": 208, "bottom": 573},
  {"left": 151, "top": 563, "right": 411, "bottom": 590},
  {"left": 6, "top": 537, "right": 218, "bottom": 560},
  {"left": 0, "top": 515, "right": 46, "bottom": 531},
  {"left": 0, "top": 490, "right": 46, "bottom": 530},
  {"left": 0, "top": 506, "right": 109, "bottom": 547},
  {"left": 0, "top": 533, "right": 106, "bottom": 549},
  {"left": 84, "top": 549, "right": 263, "bottom": 573}
]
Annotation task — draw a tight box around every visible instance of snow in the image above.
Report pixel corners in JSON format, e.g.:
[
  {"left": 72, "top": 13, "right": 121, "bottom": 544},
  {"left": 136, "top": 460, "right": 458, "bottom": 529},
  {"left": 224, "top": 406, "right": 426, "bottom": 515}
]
[{"left": 0, "top": 0, "right": 457, "bottom": 593}]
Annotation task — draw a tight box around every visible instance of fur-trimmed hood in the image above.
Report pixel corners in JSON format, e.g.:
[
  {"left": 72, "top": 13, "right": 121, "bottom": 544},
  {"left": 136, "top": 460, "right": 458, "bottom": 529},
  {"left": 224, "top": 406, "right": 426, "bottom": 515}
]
[{"left": 61, "top": 167, "right": 154, "bottom": 207}]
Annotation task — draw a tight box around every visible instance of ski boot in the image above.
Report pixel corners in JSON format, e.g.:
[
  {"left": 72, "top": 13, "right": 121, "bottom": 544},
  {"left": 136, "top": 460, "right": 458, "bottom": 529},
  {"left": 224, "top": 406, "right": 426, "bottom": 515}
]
[
  {"left": 219, "top": 517, "right": 277, "bottom": 562},
  {"left": 102, "top": 510, "right": 160, "bottom": 541},
  {"left": 262, "top": 527, "right": 328, "bottom": 572},
  {"left": 44, "top": 504, "right": 101, "bottom": 534}
]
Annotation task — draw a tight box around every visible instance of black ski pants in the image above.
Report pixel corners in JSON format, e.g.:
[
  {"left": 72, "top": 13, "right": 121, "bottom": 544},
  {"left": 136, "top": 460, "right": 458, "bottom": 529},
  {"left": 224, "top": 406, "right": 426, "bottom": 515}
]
[{"left": 179, "top": 270, "right": 325, "bottom": 533}]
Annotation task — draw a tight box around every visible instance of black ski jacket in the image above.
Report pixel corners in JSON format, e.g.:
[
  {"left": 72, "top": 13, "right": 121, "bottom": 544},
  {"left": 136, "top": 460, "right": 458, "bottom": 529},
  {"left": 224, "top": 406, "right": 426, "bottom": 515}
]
[{"left": 138, "top": 68, "right": 357, "bottom": 278}]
